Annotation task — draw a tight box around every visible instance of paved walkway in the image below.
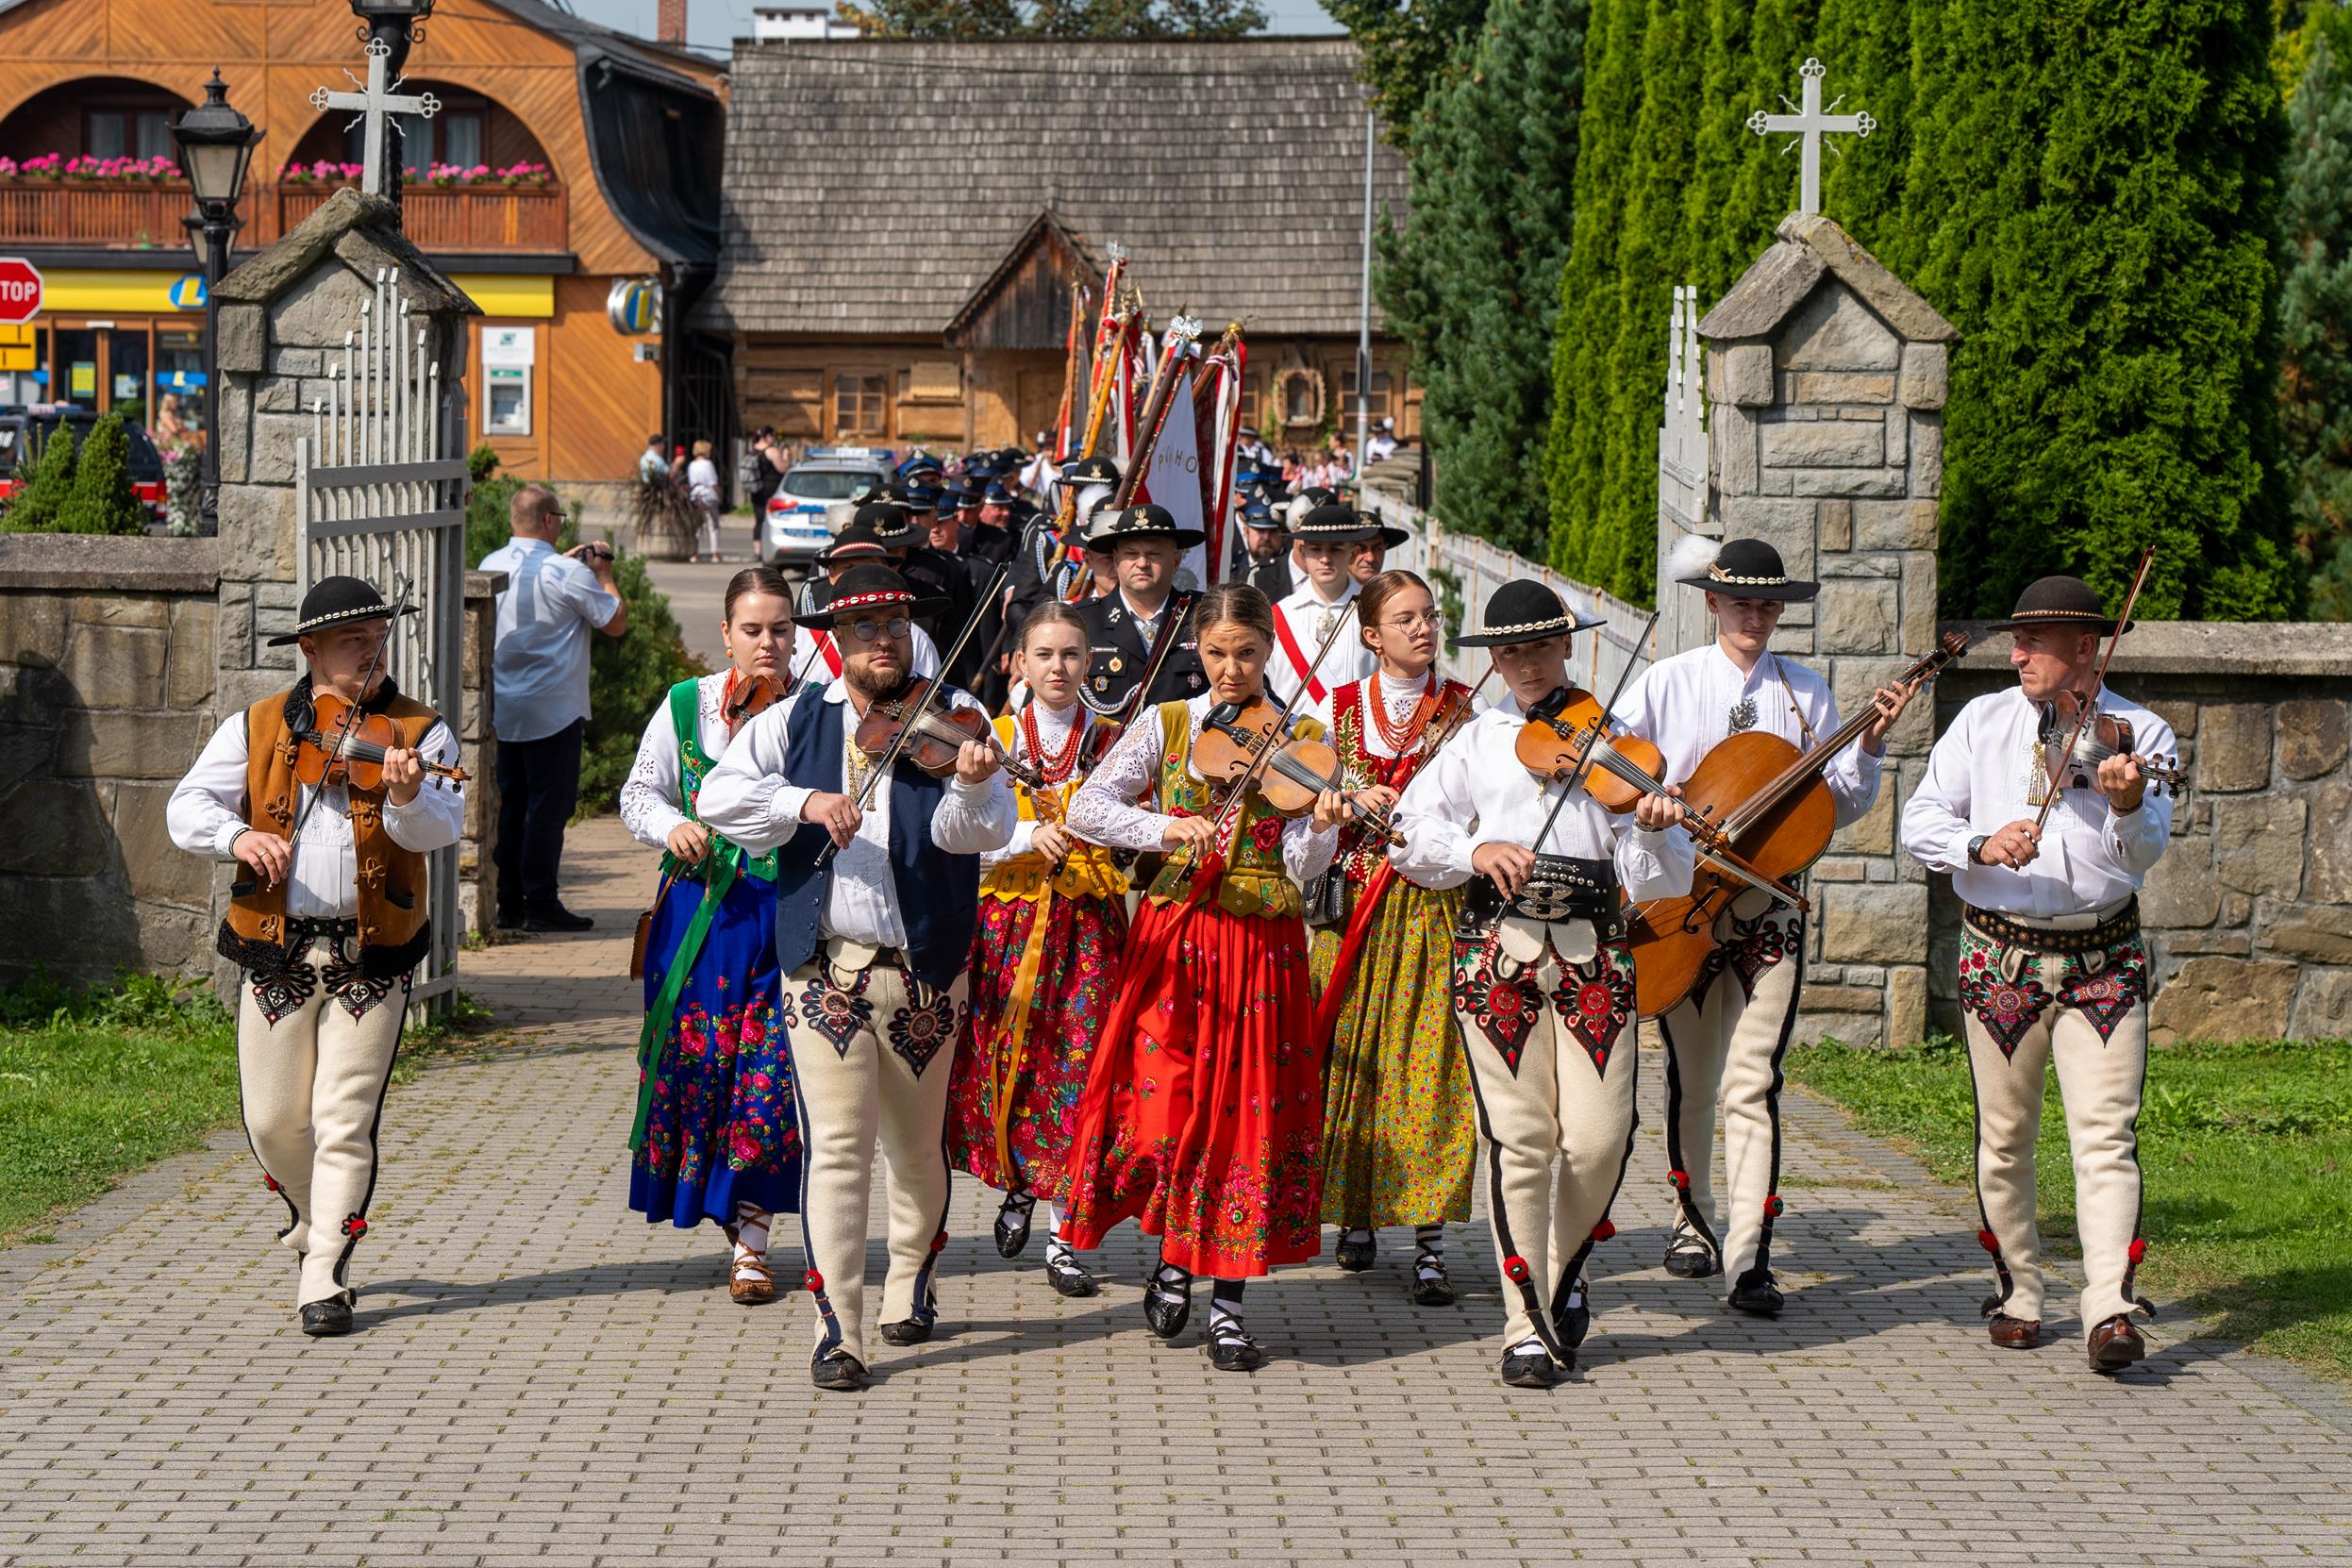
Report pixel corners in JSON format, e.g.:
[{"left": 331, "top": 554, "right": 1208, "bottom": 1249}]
[{"left": 4, "top": 815, "right": 2348, "bottom": 1566}]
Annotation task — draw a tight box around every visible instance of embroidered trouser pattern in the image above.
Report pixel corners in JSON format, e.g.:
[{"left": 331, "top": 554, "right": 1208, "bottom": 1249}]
[
  {"left": 1659, "top": 901, "right": 1803, "bottom": 1287},
  {"left": 1451, "top": 926, "right": 1637, "bottom": 1356},
  {"left": 1959, "top": 926, "right": 2151, "bottom": 1339},
  {"left": 785, "top": 956, "right": 966, "bottom": 1366},
  {"left": 235, "top": 937, "right": 409, "bottom": 1308}
]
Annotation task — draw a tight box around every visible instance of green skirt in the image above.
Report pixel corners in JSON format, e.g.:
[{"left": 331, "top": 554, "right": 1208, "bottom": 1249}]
[{"left": 1311, "top": 876, "right": 1475, "bottom": 1229}]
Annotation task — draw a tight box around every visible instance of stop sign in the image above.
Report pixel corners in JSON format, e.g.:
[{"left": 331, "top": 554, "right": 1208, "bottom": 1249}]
[{"left": 0, "top": 258, "right": 43, "bottom": 325}]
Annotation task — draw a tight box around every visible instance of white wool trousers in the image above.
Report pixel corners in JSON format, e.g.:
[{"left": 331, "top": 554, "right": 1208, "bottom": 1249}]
[
  {"left": 1658, "top": 903, "right": 1805, "bottom": 1288},
  {"left": 785, "top": 951, "right": 966, "bottom": 1367},
  {"left": 234, "top": 937, "right": 409, "bottom": 1309},
  {"left": 1959, "top": 920, "right": 2151, "bottom": 1340},
  {"left": 1451, "top": 923, "right": 1639, "bottom": 1355}
]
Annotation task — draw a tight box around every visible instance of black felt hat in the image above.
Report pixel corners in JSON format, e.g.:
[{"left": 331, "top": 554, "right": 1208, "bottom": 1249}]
[
  {"left": 1289, "top": 501, "right": 1408, "bottom": 549},
  {"left": 1059, "top": 453, "right": 1122, "bottom": 487},
  {"left": 1455, "top": 579, "right": 1606, "bottom": 648},
  {"left": 1990, "top": 575, "right": 2131, "bottom": 635},
  {"left": 792, "top": 563, "right": 949, "bottom": 630},
  {"left": 1092, "top": 502, "right": 1205, "bottom": 549},
  {"left": 1676, "top": 537, "right": 1820, "bottom": 602},
  {"left": 266, "top": 575, "right": 420, "bottom": 646}
]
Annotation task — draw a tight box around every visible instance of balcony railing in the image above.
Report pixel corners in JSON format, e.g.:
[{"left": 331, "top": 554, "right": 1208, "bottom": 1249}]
[
  {"left": 0, "top": 181, "right": 193, "bottom": 249},
  {"left": 275, "top": 183, "right": 567, "bottom": 252},
  {"left": 0, "top": 179, "right": 568, "bottom": 254}
]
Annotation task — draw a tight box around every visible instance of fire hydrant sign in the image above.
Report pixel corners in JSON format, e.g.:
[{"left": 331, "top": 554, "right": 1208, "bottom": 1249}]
[{"left": 0, "top": 259, "right": 42, "bottom": 325}]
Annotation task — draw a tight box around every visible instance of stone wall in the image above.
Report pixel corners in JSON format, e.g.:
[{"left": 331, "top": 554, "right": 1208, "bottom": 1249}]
[
  {"left": 1693, "top": 213, "right": 1959, "bottom": 1051},
  {"left": 1932, "top": 623, "right": 2352, "bottom": 1046},
  {"left": 457, "top": 571, "right": 504, "bottom": 937},
  {"left": 0, "top": 537, "right": 220, "bottom": 984}
]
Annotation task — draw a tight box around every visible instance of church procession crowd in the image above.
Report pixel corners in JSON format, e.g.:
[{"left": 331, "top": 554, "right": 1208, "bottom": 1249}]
[{"left": 160, "top": 250, "right": 2182, "bottom": 1394}]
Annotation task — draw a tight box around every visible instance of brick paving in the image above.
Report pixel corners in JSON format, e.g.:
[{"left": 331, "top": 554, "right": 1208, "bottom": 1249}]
[{"left": 3, "top": 814, "right": 2348, "bottom": 1566}]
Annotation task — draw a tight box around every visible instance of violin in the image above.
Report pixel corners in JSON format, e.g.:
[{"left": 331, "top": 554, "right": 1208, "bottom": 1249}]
[
  {"left": 724, "top": 672, "right": 790, "bottom": 731},
  {"left": 853, "top": 677, "right": 1045, "bottom": 789},
  {"left": 1513, "top": 685, "right": 1670, "bottom": 812},
  {"left": 1193, "top": 698, "right": 1401, "bottom": 845},
  {"left": 2039, "top": 690, "right": 2186, "bottom": 796},
  {"left": 294, "top": 692, "right": 468, "bottom": 793}
]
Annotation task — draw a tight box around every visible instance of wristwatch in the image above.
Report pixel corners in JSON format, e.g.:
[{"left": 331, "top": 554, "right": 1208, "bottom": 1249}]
[{"left": 1966, "top": 835, "right": 1990, "bottom": 866}]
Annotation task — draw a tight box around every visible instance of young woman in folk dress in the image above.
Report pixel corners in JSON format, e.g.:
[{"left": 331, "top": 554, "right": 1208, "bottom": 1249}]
[
  {"left": 618, "top": 566, "right": 804, "bottom": 1304},
  {"left": 1057, "top": 583, "right": 1355, "bottom": 1372},
  {"left": 946, "top": 603, "right": 1129, "bottom": 1299},
  {"left": 1302, "top": 570, "right": 1484, "bottom": 1306}
]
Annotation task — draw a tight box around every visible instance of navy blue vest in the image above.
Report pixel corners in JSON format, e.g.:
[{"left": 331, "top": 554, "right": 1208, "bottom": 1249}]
[{"left": 771, "top": 684, "right": 981, "bottom": 991}]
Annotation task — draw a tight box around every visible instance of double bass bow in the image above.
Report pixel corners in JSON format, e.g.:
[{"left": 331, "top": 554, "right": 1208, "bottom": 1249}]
[{"left": 1626, "top": 630, "right": 1971, "bottom": 1019}]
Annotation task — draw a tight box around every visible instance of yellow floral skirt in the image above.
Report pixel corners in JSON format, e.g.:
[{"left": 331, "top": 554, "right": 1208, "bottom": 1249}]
[{"left": 1311, "top": 877, "right": 1475, "bottom": 1229}]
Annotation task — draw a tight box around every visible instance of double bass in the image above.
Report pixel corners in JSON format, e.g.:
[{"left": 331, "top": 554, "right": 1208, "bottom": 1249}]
[{"left": 1626, "top": 631, "right": 1970, "bottom": 1018}]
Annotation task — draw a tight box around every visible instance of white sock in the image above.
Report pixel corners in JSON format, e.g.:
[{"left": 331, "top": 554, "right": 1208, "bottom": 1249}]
[
  {"left": 733, "top": 1206, "right": 769, "bottom": 1276},
  {"left": 1414, "top": 1225, "right": 1445, "bottom": 1260},
  {"left": 1343, "top": 1227, "right": 1375, "bottom": 1247},
  {"left": 1043, "top": 1198, "right": 1064, "bottom": 1234},
  {"left": 1510, "top": 1335, "right": 1548, "bottom": 1359}
]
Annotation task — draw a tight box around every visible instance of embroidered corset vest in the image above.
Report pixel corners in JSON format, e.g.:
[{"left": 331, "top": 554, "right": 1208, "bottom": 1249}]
[
  {"left": 665, "top": 677, "right": 777, "bottom": 885},
  {"left": 1142, "top": 700, "right": 1319, "bottom": 920},
  {"left": 978, "top": 712, "right": 1126, "bottom": 904}
]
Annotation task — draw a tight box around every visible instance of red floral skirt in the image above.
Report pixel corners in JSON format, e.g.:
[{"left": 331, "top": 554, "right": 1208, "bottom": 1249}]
[
  {"left": 947, "top": 891, "right": 1126, "bottom": 1199},
  {"left": 1059, "top": 897, "right": 1325, "bottom": 1277}
]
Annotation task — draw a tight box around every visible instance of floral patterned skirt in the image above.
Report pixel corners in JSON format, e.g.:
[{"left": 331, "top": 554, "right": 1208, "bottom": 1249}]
[
  {"left": 1310, "top": 876, "right": 1475, "bottom": 1229},
  {"left": 947, "top": 891, "right": 1127, "bottom": 1199},
  {"left": 628, "top": 873, "right": 801, "bottom": 1227},
  {"left": 1059, "top": 899, "right": 1324, "bottom": 1278}
]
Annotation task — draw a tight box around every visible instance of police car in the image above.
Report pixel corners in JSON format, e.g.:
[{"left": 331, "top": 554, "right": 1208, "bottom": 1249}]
[{"left": 760, "top": 446, "right": 892, "bottom": 570}]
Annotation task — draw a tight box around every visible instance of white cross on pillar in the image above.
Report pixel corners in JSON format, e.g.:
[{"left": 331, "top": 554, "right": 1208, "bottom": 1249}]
[
  {"left": 309, "top": 38, "right": 440, "bottom": 199},
  {"left": 1746, "top": 57, "right": 1876, "bottom": 217}
]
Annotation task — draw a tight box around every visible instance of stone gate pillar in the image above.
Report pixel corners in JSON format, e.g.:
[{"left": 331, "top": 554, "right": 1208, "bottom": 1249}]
[{"left": 1694, "top": 212, "right": 1959, "bottom": 1048}]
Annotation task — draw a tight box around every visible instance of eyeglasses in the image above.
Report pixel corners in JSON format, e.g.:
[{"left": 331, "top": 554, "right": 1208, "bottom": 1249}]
[
  {"left": 840, "top": 616, "right": 913, "bottom": 643},
  {"left": 1379, "top": 610, "right": 1443, "bottom": 630}
]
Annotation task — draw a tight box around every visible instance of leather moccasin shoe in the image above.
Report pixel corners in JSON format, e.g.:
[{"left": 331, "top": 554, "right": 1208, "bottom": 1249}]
[
  {"left": 1499, "top": 1346, "right": 1564, "bottom": 1388},
  {"left": 2088, "top": 1313, "right": 2147, "bottom": 1374},
  {"left": 878, "top": 1316, "right": 934, "bottom": 1346},
  {"left": 1986, "top": 1313, "right": 2042, "bottom": 1350},
  {"left": 1727, "top": 1268, "right": 1784, "bottom": 1318},
  {"left": 811, "top": 1351, "right": 869, "bottom": 1393},
  {"left": 299, "top": 1297, "right": 354, "bottom": 1337}
]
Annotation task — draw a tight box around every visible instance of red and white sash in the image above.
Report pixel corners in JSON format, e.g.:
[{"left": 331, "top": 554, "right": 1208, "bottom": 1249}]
[
  {"left": 1272, "top": 604, "right": 1326, "bottom": 704},
  {"left": 811, "top": 629, "right": 843, "bottom": 679}
]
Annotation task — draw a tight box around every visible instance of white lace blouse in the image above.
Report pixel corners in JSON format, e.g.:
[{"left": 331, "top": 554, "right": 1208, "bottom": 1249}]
[
  {"left": 617, "top": 673, "right": 731, "bottom": 849},
  {"left": 1067, "top": 692, "right": 1339, "bottom": 888}
]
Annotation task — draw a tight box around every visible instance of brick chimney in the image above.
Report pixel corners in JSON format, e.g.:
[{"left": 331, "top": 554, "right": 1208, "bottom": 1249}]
[{"left": 658, "top": 0, "right": 687, "bottom": 43}]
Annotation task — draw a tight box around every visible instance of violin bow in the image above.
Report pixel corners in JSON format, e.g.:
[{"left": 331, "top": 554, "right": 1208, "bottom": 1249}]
[
  {"left": 282, "top": 572, "right": 412, "bottom": 872},
  {"left": 813, "top": 559, "right": 1013, "bottom": 869},
  {"left": 1164, "top": 599, "right": 1362, "bottom": 889},
  {"left": 2030, "top": 546, "right": 2156, "bottom": 840}
]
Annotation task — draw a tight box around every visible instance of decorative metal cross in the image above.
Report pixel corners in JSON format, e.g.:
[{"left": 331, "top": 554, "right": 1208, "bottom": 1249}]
[
  {"left": 310, "top": 38, "right": 440, "bottom": 199},
  {"left": 1746, "top": 58, "right": 1876, "bottom": 217}
]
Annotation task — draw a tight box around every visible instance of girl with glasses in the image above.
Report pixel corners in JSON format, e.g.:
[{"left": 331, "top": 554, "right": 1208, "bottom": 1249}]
[{"left": 1300, "top": 569, "right": 1485, "bottom": 1305}]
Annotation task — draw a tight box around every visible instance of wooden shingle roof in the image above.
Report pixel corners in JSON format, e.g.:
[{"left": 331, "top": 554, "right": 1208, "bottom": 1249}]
[{"left": 700, "top": 37, "right": 1407, "bottom": 339}]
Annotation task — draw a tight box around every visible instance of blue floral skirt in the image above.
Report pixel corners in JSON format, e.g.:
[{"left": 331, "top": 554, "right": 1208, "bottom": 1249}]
[{"left": 628, "top": 873, "right": 801, "bottom": 1226}]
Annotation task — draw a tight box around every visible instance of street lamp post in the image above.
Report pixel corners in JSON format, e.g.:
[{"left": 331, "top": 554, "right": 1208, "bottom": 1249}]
[
  {"left": 172, "top": 69, "right": 262, "bottom": 540},
  {"left": 344, "top": 0, "right": 437, "bottom": 214}
]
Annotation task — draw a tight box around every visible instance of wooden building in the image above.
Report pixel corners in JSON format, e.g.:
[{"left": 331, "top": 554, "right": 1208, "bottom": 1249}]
[
  {"left": 0, "top": 0, "right": 728, "bottom": 485},
  {"left": 698, "top": 38, "right": 1417, "bottom": 458}
]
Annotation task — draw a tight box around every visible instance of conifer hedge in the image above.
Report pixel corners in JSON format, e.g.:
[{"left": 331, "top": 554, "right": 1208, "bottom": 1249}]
[
  {"left": 1377, "top": 0, "right": 2301, "bottom": 619},
  {"left": 1541, "top": 0, "right": 2298, "bottom": 617}
]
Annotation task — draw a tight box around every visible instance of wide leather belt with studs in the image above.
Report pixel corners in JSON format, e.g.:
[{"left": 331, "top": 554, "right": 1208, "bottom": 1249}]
[
  {"left": 1460, "top": 854, "right": 1618, "bottom": 932},
  {"left": 1963, "top": 898, "right": 2139, "bottom": 956}
]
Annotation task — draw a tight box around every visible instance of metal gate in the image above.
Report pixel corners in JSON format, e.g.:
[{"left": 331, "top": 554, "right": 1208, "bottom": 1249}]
[{"left": 294, "top": 266, "right": 471, "bottom": 1009}]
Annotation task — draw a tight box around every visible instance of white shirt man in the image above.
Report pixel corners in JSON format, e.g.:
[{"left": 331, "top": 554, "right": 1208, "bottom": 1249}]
[
  {"left": 1899, "top": 575, "right": 2174, "bottom": 1373},
  {"left": 1266, "top": 503, "right": 1396, "bottom": 708}
]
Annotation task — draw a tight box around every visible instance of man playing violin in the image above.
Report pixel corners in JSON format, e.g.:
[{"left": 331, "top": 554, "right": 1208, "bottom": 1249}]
[
  {"left": 1617, "top": 537, "right": 1920, "bottom": 1319},
  {"left": 1901, "top": 575, "right": 2175, "bottom": 1374},
  {"left": 696, "top": 563, "right": 1013, "bottom": 1393},
  {"left": 166, "top": 575, "right": 464, "bottom": 1338},
  {"left": 1390, "top": 580, "right": 1694, "bottom": 1389}
]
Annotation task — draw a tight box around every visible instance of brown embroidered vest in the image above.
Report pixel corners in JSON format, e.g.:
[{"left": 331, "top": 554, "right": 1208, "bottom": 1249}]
[{"left": 218, "top": 685, "right": 439, "bottom": 978}]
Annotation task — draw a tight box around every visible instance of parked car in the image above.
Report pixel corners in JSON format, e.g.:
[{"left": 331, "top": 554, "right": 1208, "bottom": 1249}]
[
  {"left": 760, "top": 446, "right": 892, "bottom": 570},
  {"left": 0, "top": 405, "right": 169, "bottom": 525}
]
